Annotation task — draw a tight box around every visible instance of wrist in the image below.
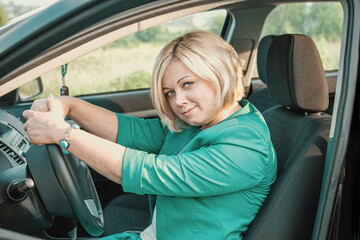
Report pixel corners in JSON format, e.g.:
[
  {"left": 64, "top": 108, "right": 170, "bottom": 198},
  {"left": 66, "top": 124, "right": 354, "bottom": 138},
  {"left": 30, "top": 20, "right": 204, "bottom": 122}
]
[
  {"left": 52, "top": 123, "right": 70, "bottom": 144},
  {"left": 56, "top": 96, "right": 73, "bottom": 119},
  {"left": 59, "top": 123, "right": 80, "bottom": 154}
]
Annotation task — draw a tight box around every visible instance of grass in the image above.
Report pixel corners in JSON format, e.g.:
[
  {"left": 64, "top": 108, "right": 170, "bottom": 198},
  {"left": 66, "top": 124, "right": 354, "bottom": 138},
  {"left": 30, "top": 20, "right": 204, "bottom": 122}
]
[{"left": 34, "top": 43, "right": 164, "bottom": 98}]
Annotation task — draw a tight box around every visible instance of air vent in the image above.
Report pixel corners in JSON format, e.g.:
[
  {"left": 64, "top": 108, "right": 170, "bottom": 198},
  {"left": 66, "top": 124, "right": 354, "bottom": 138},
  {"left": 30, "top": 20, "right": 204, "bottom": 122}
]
[{"left": 0, "top": 140, "right": 25, "bottom": 165}]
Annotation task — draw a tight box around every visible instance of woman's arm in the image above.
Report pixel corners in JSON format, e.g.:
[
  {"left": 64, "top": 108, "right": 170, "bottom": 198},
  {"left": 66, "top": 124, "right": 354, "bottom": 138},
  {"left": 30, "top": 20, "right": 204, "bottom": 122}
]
[
  {"left": 61, "top": 96, "right": 118, "bottom": 142},
  {"left": 23, "top": 97, "right": 125, "bottom": 183},
  {"left": 58, "top": 127, "right": 126, "bottom": 184},
  {"left": 121, "top": 125, "right": 276, "bottom": 197},
  {"left": 30, "top": 96, "right": 118, "bottom": 142}
]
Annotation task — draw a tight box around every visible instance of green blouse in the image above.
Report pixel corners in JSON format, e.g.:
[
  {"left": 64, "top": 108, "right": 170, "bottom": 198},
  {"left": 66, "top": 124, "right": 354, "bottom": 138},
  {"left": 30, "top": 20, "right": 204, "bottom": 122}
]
[{"left": 104, "top": 99, "right": 277, "bottom": 240}]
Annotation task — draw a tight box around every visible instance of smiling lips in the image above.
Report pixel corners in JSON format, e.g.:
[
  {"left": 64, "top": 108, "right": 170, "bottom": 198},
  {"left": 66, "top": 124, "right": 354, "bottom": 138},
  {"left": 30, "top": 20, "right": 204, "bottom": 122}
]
[{"left": 182, "top": 106, "right": 196, "bottom": 116}]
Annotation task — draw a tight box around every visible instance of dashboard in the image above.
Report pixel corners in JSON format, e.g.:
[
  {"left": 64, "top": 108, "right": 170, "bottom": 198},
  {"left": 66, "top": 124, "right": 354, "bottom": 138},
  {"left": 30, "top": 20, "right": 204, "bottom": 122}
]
[
  {"left": 0, "top": 108, "right": 53, "bottom": 234},
  {"left": 0, "top": 108, "right": 103, "bottom": 236},
  {"left": 0, "top": 109, "right": 30, "bottom": 171}
]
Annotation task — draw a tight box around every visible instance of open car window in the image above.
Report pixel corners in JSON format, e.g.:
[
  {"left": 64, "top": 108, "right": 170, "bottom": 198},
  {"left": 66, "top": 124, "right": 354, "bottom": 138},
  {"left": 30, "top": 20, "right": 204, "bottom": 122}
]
[{"left": 18, "top": 9, "right": 227, "bottom": 99}]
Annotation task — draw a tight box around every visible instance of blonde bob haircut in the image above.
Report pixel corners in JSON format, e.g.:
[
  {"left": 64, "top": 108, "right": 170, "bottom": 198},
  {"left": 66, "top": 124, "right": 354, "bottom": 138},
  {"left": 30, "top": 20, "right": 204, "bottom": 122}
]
[{"left": 151, "top": 31, "right": 244, "bottom": 132}]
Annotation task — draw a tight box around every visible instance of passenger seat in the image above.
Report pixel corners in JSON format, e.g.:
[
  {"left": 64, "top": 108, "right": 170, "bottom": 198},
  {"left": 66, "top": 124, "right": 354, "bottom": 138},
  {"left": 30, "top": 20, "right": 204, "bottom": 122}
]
[{"left": 244, "top": 34, "right": 332, "bottom": 240}]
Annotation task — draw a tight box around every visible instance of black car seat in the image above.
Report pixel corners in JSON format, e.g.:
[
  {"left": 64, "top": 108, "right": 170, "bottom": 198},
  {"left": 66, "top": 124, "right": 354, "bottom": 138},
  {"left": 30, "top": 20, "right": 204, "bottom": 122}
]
[
  {"left": 248, "top": 35, "right": 278, "bottom": 112},
  {"left": 102, "top": 193, "right": 150, "bottom": 236},
  {"left": 244, "top": 34, "right": 332, "bottom": 240}
]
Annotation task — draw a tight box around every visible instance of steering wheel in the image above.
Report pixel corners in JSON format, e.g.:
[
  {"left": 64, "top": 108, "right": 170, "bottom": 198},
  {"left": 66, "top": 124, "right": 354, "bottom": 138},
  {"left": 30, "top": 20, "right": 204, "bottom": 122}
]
[{"left": 27, "top": 144, "right": 104, "bottom": 237}]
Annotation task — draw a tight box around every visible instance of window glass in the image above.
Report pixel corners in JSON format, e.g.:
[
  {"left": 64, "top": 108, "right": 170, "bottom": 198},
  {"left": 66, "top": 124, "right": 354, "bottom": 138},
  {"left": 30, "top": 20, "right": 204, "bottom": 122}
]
[
  {"left": 253, "top": 2, "right": 343, "bottom": 78},
  {"left": 0, "top": 0, "right": 58, "bottom": 26},
  {"left": 27, "top": 9, "right": 227, "bottom": 99}
]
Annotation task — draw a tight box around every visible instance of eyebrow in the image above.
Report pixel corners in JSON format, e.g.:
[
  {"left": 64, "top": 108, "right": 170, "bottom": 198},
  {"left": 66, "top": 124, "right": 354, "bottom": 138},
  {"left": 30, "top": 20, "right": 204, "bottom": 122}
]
[
  {"left": 162, "top": 76, "right": 190, "bottom": 91},
  {"left": 177, "top": 76, "right": 190, "bottom": 84}
]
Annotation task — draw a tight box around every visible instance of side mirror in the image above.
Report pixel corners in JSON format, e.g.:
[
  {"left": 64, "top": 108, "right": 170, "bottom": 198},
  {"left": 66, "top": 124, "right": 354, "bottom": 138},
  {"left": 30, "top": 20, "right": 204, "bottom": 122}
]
[{"left": 18, "top": 77, "right": 44, "bottom": 101}]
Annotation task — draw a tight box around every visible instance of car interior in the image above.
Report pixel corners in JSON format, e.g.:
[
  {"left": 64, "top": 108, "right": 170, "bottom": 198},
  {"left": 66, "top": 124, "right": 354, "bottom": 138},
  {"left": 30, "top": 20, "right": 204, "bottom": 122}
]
[
  {"left": 0, "top": 0, "right": 355, "bottom": 239},
  {"left": 245, "top": 33, "right": 332, "bottom": 239}
]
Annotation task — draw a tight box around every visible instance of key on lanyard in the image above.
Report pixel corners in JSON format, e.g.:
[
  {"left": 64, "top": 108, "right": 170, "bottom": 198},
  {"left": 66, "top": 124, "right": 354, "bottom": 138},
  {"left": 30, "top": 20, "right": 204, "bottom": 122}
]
[{"left": 61, "top": 64, "right": 69, "bottom": 96}]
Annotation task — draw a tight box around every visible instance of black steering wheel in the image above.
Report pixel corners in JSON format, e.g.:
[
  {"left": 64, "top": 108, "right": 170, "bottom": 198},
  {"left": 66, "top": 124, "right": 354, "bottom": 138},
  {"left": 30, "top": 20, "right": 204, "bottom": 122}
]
[{"left": 27, "top": 144, "right": 104, "bottom": 237}]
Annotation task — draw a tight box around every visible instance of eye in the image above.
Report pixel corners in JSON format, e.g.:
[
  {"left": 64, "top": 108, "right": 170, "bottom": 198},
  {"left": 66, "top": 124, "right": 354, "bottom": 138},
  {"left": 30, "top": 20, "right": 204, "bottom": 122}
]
[
  {"left": 183, "top": 82, "right": 193, "bottom": 87},
  {"left": 164, "top": 91, "right": 174, "bottom": 98}
]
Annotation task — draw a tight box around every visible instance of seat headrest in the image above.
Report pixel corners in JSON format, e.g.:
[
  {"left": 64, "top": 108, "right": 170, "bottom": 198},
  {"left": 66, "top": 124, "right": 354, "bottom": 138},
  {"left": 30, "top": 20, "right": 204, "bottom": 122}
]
[
  {"left": 257, "top": 35, "right": 277, "bottom": 84},
  {"left": 267, "top": 34, "right": 329, "bottom": 112}
]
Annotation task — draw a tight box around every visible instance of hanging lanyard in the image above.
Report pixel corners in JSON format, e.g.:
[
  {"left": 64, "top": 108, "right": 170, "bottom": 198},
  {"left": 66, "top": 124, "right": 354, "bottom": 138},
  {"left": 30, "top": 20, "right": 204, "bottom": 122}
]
[{"left": 61, "top": 64, "right": 69, "bottom": 96}]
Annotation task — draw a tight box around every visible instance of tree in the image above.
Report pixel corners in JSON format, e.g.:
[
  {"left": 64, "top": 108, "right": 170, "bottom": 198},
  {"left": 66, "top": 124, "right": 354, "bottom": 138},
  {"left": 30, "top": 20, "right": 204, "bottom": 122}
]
[
  {"left": 261, "top": 2, "right": 343, "bottom": 42},
  {"left": 0, "top": 5, "right": 7, "bottom": 27},
  {"left": 262, "top": 4, "right": 307, "bottom": 36},
  {"left": 135, "top": 25, "right": 162, "bottom": 42},
  {"left": 306, "top": 3, "right": 343, "bottom": 41}
]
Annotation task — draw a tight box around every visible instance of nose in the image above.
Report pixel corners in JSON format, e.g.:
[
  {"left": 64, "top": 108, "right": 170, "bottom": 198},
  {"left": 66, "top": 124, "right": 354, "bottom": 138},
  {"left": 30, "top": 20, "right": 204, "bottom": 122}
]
[{"left": 175, "top": 90, "right": 187, "bottom": 106}]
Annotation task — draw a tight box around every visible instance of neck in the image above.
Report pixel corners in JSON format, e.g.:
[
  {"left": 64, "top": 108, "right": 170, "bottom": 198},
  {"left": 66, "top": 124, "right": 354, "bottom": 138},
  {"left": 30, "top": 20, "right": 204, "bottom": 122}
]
[
  {"left": 227, "top": 100, "right": 242, "bottom": 116},
  {"left": 201, "top": 100, "right": 242, "bottom": 130}
]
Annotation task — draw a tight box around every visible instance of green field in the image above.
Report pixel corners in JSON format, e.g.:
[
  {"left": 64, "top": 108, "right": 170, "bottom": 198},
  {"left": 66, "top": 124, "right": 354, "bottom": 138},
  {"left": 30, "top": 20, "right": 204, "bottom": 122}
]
[{"left": 39, "top": 43, "right": 163, "bottom": 98}]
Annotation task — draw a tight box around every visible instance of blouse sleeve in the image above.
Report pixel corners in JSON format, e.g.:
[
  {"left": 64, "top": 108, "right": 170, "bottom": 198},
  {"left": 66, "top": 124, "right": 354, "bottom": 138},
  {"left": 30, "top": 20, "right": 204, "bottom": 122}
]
[
  {"left": 116, "top": 113, "right": 168, "bottom": 154},
  {"left": 121, "top": 124, "right": 276, "bottom": 197}
]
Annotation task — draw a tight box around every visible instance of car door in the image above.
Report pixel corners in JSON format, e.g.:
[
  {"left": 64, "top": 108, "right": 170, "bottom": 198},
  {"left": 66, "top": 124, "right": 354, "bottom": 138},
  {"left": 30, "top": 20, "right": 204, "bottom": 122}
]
[{"left": 311, "top": 0, "right": 360, "bottom": 239}]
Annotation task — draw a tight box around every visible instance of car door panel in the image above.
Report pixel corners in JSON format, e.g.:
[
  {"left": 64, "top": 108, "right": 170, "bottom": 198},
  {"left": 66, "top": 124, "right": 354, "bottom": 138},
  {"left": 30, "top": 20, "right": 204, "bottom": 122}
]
[{"left": 3, "top": 89, "right": 156, "bottom": 122}]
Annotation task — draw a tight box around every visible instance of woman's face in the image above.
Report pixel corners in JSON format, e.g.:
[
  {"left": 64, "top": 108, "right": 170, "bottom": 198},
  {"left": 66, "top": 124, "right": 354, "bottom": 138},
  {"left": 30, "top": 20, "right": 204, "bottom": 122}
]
[{"left": 162, "top": 60, "right": 225, "bottom": 130}]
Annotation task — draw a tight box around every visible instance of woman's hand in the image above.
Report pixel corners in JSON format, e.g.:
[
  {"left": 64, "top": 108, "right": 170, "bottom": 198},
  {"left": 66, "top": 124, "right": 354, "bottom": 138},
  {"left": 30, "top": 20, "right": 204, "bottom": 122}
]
[
  {"left": 30, "top": 94, "right": 68, "bottom": 118},
  {"left": 23, "top": 97, "right": 69, "bottom": 145},
  {"left": 30, "top": 97, "right": 51, "bottom": 112}
]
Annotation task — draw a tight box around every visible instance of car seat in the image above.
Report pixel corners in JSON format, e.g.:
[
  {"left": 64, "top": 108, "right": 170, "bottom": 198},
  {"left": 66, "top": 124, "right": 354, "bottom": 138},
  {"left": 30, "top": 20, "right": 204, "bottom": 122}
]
[
  {"left": 249, "top": 35, "right": 336, "bottom": 115},
  {"left": 103, "top": 193, "right": 150, "bottom": 236},
  {"left": 248, "top": 35, "right": 278, "bottom": 112},
  {"left": 244, "top": 34, "right": 332, "bottom": 239}
]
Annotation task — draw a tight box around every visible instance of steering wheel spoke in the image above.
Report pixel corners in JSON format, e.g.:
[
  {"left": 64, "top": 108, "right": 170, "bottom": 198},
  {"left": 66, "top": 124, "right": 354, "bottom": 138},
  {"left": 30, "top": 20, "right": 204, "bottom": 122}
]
[{"left": 27, "top": 144, "right": 104, "bottom": 237}]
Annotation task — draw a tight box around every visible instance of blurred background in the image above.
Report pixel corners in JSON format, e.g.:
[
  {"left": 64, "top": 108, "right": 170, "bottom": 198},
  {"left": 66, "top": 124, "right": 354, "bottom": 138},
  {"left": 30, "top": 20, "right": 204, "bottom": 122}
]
[{"left": 0, "top": 1, "right": 343, "bottom": 99}]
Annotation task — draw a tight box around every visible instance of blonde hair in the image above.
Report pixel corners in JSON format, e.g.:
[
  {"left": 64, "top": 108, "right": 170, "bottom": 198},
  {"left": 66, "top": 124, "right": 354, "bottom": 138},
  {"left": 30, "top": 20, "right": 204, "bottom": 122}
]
[{"left": 151, "top": 31, "right": 244, "bottom": 132}]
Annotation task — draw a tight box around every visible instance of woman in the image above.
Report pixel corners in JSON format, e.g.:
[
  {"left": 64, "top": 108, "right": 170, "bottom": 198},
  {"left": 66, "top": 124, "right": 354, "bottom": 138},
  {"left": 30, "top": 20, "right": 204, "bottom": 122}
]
[{"left": 23, "top": 31, "right": 277, "bottom": 240}]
